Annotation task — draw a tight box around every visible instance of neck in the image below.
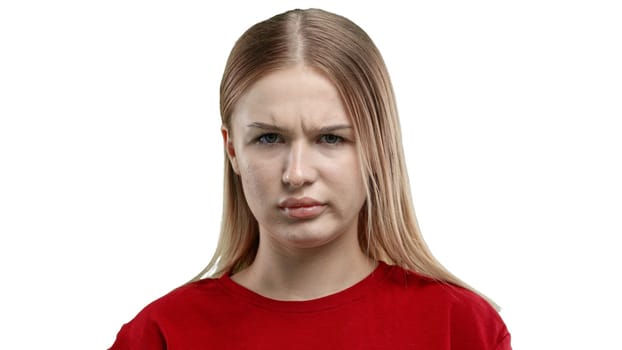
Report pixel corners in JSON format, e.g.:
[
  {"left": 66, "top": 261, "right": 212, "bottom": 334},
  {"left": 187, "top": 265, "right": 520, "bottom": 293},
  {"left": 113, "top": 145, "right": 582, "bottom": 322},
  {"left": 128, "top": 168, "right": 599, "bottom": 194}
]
[{"left": 231, "top": 228, "right": 376, "bottom": 301}]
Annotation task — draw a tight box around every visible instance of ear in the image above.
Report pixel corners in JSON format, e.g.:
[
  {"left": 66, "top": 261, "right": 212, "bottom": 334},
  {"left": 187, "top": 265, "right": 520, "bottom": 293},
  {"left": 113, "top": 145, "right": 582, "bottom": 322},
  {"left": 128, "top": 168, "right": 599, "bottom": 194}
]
[{"left": 221, "top": 125, "right": 240, "bottom": 175}]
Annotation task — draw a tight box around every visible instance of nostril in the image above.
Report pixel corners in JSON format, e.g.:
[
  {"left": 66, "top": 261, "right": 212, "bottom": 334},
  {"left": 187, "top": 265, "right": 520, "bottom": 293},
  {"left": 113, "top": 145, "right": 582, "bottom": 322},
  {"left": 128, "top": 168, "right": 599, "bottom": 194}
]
[{"left": 282, "top": 172, "right": 305, "bottom": 187}]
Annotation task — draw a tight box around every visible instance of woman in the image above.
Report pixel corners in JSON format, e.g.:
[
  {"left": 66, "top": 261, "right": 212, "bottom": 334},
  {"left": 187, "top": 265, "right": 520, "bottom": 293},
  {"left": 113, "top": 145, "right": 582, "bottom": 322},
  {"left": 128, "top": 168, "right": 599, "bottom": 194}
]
[{"left": 110, "top": 8, "right": 511, "bottom": 349}]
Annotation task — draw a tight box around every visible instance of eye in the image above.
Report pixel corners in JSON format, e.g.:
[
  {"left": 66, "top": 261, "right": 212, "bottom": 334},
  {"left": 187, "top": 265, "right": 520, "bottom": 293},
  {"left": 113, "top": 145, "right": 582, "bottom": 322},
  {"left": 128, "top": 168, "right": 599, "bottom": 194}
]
[
  {"left": 257, "top": 133, "right": 282, "bottom": 144},
  {"left": 319, "top": 134, "right": 344, "bottom": 145}
]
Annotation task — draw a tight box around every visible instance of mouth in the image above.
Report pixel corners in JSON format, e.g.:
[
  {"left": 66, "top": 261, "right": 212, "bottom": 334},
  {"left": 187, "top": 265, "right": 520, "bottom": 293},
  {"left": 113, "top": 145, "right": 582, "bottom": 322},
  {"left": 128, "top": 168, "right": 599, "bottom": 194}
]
[{"left": 279, "top": 197, "right": 326, "bottom": 220}]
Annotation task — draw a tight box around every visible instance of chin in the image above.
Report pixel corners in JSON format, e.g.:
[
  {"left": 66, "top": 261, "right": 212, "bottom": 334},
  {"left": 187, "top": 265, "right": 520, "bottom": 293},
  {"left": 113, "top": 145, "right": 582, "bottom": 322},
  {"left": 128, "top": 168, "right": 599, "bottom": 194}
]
[{"left": 273, "top": 229, "right": 342, "bottom": 250}]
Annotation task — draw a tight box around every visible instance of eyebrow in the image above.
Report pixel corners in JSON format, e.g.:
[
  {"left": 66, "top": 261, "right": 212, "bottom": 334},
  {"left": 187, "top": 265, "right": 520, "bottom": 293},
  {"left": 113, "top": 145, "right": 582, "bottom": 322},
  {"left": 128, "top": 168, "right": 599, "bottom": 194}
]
[{"left": 246, "top": 122, "right": 352, "bottom": 133}]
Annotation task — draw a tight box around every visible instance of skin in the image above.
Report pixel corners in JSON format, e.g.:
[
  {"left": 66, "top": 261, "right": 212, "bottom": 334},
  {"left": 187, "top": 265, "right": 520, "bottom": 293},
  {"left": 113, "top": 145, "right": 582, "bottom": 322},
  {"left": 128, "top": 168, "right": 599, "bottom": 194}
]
[{"left": 222, "top": 64, "right": 376, "bottom": 301}]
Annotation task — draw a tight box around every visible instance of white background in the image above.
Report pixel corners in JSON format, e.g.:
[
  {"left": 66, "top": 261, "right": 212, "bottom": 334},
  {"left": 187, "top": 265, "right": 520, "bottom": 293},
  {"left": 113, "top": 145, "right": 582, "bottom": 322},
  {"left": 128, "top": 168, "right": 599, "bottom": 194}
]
[{"left": 1, "top": 1, "right": 620, "bottom": 349}]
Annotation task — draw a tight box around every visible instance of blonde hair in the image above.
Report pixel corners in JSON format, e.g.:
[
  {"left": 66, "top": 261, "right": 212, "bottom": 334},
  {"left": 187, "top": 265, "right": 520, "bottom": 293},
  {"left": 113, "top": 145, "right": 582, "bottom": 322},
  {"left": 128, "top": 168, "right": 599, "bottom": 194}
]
[{"left": 193, "top": 8, "right": 497, "bottom": 309}]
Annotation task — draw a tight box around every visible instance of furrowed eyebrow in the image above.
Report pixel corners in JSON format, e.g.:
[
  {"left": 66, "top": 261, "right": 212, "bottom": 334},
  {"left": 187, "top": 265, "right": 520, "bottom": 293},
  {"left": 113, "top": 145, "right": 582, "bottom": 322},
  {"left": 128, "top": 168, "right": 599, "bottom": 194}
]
[
  {"left": 246, "top": 122, "right": 286, "bottom": 132},
  {"left": 317, "top": 124, "right": 352, "bottom": 133},
  {"left": 246, "top": 122, "right": 352, "bottom": 133}
]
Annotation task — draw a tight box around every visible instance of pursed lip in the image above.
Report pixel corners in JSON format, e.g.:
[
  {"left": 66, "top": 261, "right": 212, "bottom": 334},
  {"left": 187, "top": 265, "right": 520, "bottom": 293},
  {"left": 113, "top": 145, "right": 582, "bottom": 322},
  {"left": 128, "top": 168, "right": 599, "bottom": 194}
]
[
  {"left": 278, "top": 197, "right": 324, "bottom": 209},
  {"left": 278, "top": 197, "right": 326, "bottom": 219}
]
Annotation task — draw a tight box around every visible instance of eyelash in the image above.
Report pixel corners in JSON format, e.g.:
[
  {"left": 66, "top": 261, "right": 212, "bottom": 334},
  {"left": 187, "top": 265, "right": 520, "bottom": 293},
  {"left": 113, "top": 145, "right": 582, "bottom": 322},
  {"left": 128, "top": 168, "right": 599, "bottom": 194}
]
[
  {"left": 255, "top": 133, "right": 345, "bottom": 145},
  {"left": 256, "top": 133, "right": 283, "bottom": 144},
  {"left": 318, "top": 134, "right": 344, "bottom": 145}
]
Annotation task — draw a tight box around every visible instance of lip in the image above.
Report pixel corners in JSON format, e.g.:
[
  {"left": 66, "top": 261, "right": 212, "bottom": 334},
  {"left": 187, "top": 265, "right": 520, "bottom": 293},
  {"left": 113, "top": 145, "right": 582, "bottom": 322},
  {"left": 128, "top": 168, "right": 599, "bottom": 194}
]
[{"left": 279, "top": 197, "right": 326, "bottom": 219}]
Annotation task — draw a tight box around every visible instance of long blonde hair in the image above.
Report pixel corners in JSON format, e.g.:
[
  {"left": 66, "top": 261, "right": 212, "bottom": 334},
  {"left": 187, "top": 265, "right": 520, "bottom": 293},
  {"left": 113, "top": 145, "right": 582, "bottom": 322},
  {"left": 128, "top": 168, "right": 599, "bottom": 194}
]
[{"left": 193, "top": 8, "right": 497, "bottom": 309}]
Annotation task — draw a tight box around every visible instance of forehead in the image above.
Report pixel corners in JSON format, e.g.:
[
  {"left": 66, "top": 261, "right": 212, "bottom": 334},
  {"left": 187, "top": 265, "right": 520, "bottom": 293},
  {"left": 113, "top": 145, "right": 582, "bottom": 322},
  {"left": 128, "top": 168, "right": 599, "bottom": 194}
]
[{"left": 232, "top": 65, "right": 350, "bottom": 127}]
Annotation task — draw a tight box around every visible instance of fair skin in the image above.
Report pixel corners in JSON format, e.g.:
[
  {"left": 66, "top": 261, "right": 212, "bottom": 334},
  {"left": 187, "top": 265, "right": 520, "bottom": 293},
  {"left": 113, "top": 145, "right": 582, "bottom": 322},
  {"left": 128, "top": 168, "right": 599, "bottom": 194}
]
[{"left": 222, "top": 64, "right": 376, "bottom": 301}]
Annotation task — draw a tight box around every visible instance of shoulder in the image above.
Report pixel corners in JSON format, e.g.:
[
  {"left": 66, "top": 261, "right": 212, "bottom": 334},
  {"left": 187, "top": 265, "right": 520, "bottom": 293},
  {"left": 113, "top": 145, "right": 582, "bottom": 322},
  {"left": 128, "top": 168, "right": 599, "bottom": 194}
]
[
  {"left": 380, "top": 263, "right": 511, "bottom": 349},
  {"left": 109, "top": 278, "right": 224, "bottom": 349},
  {"left": 146, "top": 278, "right": 225, "bottom": 313},
  {"left": 381, "top": 263, "right": 500, "bottom": 316},
  {"left": 123, "top": 277, "right": 225, "bottom": 323}
]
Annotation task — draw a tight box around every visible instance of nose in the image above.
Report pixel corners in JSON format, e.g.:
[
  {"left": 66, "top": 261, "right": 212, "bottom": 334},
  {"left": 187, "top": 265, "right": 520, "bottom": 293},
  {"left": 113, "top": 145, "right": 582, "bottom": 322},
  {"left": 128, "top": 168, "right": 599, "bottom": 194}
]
[{"left": 282, "top": 141, "right": 316, "bottom": 188}]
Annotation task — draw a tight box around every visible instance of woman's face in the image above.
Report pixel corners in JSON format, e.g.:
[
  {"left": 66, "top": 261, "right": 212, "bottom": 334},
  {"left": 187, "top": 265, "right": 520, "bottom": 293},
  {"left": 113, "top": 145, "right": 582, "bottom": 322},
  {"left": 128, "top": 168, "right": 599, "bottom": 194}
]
[{"left": 223, "top": 65, "right": 366, "bottom": 251}]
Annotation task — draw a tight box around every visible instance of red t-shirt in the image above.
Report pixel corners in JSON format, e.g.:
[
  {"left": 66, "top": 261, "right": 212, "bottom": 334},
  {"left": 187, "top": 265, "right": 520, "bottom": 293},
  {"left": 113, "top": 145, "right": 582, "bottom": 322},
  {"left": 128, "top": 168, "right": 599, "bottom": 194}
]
[{"left": 109, "top": 262, "right": 511, "bottom": 349}]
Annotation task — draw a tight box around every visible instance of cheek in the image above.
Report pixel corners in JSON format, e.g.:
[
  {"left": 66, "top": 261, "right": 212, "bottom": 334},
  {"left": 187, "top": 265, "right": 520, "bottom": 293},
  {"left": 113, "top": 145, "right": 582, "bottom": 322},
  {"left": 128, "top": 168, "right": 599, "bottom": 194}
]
[
  {"left": 324, "top": 153, "right": 366, "bottom": 205},
  {"left": 238, "top": 157, "right": 278, "bottom": 206},
  {"left": 344, "top": 174, "right": 367, "bottom": 210}
]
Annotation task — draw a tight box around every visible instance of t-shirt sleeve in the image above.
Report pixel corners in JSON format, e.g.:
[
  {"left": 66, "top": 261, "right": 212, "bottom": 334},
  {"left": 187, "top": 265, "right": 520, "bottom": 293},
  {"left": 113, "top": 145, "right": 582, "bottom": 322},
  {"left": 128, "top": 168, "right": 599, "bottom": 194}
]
[
  {"left": 108, "top": 310, "right": 166, "bottom": 350},
  {"left": 494, "top": 332, "right": 512, "bottom": 350},
  {"left": 448, "top": 288, "right": 512, "bottom": 350}
]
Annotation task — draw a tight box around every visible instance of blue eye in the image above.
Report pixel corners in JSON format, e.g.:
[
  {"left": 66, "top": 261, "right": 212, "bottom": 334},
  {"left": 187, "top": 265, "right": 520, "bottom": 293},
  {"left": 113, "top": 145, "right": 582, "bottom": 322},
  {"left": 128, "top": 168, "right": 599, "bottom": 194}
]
[
  {"left": 257, "top": 133, "right": 282, "bottom": 144},
  {"left": 319, "top": 134, "right": 344, "bottom": 144}
]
